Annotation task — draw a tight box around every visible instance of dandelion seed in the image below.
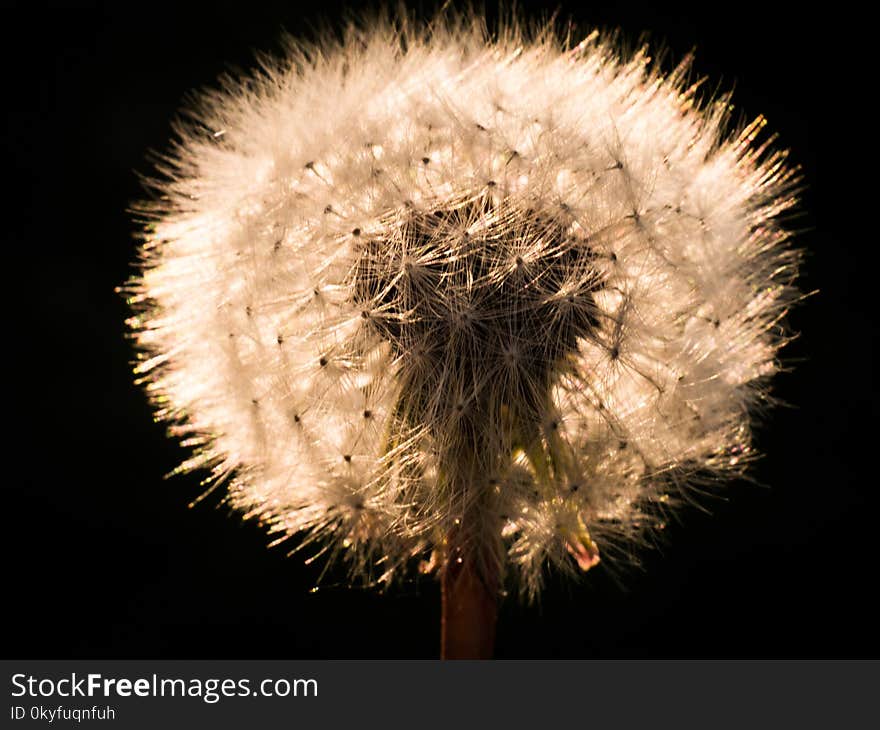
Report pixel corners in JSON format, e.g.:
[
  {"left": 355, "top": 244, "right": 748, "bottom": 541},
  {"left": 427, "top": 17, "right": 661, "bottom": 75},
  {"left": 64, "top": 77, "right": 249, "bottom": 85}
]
[{"left": 124, "top": 10, "right": 800, "bottom": 658}]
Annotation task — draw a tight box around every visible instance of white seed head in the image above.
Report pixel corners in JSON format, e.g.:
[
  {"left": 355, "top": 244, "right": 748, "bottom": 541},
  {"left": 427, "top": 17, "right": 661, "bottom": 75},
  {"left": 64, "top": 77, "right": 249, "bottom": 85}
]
[{"left": 125, "top": 12, "right": 800, "bottom": 599}]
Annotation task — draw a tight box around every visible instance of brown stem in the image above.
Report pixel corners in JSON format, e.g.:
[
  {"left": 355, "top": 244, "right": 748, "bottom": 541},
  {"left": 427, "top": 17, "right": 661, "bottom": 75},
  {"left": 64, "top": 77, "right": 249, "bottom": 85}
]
[{"left": 440, "top": 548, "right": 498, "bottom": 659}]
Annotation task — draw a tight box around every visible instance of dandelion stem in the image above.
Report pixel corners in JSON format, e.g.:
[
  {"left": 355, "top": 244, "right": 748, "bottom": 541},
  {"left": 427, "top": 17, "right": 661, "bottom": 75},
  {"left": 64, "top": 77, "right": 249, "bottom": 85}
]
[{"left": 440, "top": 542, "right": 498, "bottom": 659}]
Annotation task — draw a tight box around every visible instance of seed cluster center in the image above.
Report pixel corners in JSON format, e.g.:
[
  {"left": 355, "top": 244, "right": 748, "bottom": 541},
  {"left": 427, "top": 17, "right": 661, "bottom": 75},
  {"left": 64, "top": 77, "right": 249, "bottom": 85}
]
[{"left": 353, "top": 195, "right": 602, "bottom": 434}]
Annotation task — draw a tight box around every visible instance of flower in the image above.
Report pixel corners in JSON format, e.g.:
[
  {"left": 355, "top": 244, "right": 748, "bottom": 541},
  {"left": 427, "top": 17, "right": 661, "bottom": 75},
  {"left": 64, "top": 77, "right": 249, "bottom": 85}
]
[{"left": 125, "top": 12, "right": 799, "bottom": 600}]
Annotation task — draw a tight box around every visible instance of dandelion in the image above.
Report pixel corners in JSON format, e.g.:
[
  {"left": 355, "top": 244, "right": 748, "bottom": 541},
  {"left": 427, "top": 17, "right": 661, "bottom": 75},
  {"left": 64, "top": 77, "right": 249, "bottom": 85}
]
[{"left": 124, "top": 10, "right": 800, "bottom": 658}]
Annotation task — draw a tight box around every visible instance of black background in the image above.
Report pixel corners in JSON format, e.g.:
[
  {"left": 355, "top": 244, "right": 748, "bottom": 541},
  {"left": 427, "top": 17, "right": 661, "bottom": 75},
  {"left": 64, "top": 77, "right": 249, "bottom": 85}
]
[{"left": 4, "top": 1, "right": 874, "bottom": 658}]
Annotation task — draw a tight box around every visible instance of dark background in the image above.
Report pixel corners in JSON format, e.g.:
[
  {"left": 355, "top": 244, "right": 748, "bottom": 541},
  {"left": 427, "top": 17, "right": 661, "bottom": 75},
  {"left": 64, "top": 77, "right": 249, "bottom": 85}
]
[{"left": 4, "top": 1, "right": 874, "bottom": 658}]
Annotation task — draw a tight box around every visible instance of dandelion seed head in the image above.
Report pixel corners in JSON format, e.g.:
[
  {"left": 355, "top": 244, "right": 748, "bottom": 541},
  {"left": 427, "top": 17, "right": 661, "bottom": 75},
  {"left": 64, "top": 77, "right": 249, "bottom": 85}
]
[{"left": 127, "top": 11, "right": 800, "bottom": 599}]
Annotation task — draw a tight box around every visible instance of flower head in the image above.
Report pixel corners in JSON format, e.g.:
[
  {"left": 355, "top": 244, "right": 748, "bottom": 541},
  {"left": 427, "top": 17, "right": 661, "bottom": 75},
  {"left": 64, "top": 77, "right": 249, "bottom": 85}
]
[{"left": 126, "top": 12, "right": 799, "bottom": 598}]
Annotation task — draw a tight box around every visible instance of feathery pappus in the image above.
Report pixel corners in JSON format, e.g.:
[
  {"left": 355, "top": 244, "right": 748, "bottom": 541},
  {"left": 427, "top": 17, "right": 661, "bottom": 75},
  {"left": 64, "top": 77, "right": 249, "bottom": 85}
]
[{"left": 125, "top": 10, "right": 800, "bottom": 601}]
